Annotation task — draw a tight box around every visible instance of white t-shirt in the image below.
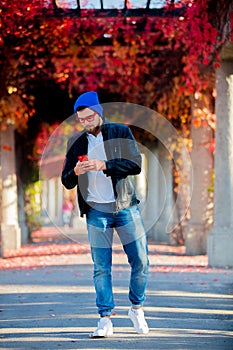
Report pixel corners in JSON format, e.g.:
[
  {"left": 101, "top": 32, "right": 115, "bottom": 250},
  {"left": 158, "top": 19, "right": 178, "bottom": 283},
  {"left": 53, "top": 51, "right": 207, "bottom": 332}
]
[{"left": 86, "top": 132, "right": 115, "bottom": 203}]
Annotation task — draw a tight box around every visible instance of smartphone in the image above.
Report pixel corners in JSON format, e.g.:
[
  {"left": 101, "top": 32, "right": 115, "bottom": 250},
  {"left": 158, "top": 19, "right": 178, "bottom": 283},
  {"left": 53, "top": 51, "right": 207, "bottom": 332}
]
[{"left": 78, "top": 155, "right": 88, "bottom": 162}]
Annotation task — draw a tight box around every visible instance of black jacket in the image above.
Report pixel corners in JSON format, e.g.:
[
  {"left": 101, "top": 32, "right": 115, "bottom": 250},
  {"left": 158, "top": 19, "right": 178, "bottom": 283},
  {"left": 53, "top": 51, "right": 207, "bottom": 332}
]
[{"left": 61, "top": 120, "right": 142, "bottom": 216}]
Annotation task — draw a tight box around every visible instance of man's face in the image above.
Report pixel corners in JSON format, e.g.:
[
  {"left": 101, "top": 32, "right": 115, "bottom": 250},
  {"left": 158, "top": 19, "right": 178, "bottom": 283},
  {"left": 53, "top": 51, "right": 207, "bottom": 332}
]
[{"left": 76, "top": 108, "right": 102, "bottom": 134}]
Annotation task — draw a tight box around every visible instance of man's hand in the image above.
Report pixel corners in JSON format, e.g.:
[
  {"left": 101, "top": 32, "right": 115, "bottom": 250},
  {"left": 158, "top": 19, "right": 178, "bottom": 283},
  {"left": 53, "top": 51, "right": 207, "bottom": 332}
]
[
  {"left": 74, "top": 159, "right": 106, "bottom": 176},
  {"left": 87, "top": 159, "right": 107, "bottom": 171}
]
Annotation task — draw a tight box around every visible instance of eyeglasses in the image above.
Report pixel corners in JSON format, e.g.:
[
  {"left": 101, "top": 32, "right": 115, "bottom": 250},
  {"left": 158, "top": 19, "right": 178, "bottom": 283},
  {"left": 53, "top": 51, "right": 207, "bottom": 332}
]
[{"left": 76, "top": 111, "right": 97, "bottom": 123}]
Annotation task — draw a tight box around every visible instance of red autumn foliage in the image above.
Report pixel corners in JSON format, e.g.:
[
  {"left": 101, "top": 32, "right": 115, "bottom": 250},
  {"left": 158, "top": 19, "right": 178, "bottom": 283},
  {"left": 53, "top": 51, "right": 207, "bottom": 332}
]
[{"left": 0, "top": 0, "right": 232, "bottom": 133}]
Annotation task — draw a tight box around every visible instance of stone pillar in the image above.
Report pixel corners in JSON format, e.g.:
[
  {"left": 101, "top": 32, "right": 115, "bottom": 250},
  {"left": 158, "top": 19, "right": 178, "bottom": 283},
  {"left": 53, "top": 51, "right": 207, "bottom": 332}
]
[
  {"left": 186, "top": 97, "right": 214, "bottom": 255},
  {"left": 207, "top": 60, "right": 233, "bottom": 267},
  {"left": 57, "top": 178, "right": 64, "bottom": 226},
  {"left": 0, "top": 123, "right": 21, "bottom": 257},
  {"left": 17, "top": 180, "right": 29, "bottom": 244},
  {"left": 47, "top": 178, "right": 56, "bottom": 224},
  {"left": 154, "top": 141, "right": 173, "bottom": 243},
  {"left": 141, "top": 143, "right": 161, "bottom": 237},
  {"left": 135, "top": 153, "right": 147, "bottom": 207}
]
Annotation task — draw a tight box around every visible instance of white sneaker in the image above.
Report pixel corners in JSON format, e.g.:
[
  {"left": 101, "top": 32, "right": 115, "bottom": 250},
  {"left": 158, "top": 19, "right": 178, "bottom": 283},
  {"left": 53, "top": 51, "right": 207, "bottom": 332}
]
[
  {"left": 128, "top": 307, "right": 149, "bottom": 334},
  {"left": 91, "top": 317, "right": 113, "bottom": 337}
]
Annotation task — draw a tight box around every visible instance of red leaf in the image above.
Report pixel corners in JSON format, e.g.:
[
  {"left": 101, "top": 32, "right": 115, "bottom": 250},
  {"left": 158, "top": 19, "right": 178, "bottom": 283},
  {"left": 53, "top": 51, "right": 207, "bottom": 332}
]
[
  {"left": 193, "top": 118, "right": 201, "bottom": 128},
  {"left": 2, "top": 145, "right": 12, "bottom": 152}
]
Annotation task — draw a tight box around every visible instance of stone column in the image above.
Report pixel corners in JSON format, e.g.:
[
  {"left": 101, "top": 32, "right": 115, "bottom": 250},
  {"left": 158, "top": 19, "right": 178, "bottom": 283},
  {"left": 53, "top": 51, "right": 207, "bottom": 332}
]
[
  {"left": 0, "top": 123, "right": 21, "bottom": 257},
  {"left": 17, "top": 180, "right": 29, "bottom": 244},
  {"left": 47, "top": 178, "right": 56, "bottom": 224},
  {"left": 135, "top": 153, "right": 147, "bottom": 207},
  {"left": 154, "top": 141, "right": 173, "bottom": 243},
  {"left": 186, "top": 97, "right": 214, "bottom": 255},
  {"left": 207, "top": 60, "right": 233, "bottom": 267},
  {"left": 57, "top": 177, "right": 64, "bottom": 226},
  {"left": 141, "top": 143, "right": 161, "bottom": 237}
]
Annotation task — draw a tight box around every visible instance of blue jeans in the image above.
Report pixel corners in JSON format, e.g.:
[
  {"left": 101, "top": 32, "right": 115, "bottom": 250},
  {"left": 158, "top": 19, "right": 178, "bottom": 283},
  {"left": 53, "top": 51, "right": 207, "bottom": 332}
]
[{"left": 86, "top": 204, "right": 149, "bottom": 317}]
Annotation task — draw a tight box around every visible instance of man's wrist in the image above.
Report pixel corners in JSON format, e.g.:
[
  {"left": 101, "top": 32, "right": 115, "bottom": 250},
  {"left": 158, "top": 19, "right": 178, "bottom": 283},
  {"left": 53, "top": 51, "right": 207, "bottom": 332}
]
[
  {"left": 74, "top": 168, "right": 79, "bottom": 176},
  {"left": 101, "top": 161, "right": 107, "bottom": 171}
]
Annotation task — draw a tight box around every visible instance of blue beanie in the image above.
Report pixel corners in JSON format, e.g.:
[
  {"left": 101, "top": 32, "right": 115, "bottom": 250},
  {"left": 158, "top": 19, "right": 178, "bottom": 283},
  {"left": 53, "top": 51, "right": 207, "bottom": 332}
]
[{"left": 74, "top": 91, "right": 103, "bottom": 117}]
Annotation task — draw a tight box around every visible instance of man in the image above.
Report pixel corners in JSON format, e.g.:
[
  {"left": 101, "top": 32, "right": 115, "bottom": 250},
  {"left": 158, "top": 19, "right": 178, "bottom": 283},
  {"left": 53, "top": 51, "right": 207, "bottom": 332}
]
[{"left": 61, "top": 91, "right": 149, "bottom": 337}]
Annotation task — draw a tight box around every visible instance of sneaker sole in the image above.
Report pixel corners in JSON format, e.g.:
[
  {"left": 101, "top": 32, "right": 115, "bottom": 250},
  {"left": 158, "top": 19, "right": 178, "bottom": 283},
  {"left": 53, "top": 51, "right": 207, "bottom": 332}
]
[{"left": 89, "top": 331, "right": 113, "bottom": 338}]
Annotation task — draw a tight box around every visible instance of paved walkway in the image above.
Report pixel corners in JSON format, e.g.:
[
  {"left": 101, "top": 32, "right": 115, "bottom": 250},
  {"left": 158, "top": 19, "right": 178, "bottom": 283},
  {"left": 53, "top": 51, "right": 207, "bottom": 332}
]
[{"left": 0, "top": 227, "right": 233, "bottom": 349}]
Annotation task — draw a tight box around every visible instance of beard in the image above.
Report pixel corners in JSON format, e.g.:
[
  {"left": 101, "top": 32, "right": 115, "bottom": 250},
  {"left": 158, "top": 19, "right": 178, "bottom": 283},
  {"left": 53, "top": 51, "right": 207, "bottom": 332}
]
[
  {"left": 85, "top": 118, "right": 103, "bottom": 135},
  {"left": 86, "top": 125, "right": 101, "bottom": 135}
]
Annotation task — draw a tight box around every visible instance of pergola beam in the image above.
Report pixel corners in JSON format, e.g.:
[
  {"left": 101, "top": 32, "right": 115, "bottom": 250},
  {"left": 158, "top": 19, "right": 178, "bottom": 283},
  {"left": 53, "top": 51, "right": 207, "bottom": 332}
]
[
  {"left": 146, "top": 0, "right": 151, "bottom": 10},
  {"left": 51, "top": 7, "right": 184, "bottom": 18}
]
